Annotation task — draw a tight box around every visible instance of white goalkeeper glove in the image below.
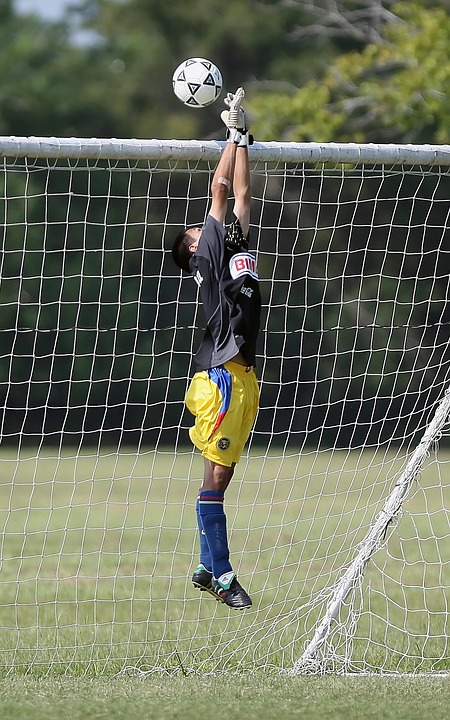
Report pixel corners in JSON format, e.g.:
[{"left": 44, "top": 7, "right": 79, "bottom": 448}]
[
  {"left": 221, "top": 87, "right": 253, "bottom": 145},
  {"left": 221, "top": 87, "right": 246, "bottom": 130},
  {"left": 221, "top": 94, "right": 247, "bottom": 132}
]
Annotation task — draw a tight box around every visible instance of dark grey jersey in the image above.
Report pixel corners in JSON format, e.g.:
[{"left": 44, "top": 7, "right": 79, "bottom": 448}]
[{"left": 189, "top": 214, "right": 261, "bottom": 371}]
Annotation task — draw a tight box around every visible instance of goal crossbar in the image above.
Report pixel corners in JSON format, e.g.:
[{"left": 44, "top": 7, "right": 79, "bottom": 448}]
[{"left": 1, "top": 137, "right": 450, "bottom": 165}]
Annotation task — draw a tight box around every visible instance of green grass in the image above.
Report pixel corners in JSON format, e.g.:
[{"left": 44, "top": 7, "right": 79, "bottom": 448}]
[
  {"left": 0, "top": 675, "right": 449, "bottom": 720},
  {"left": 0, "top": 447, "right": 449, "bottom": 677}
]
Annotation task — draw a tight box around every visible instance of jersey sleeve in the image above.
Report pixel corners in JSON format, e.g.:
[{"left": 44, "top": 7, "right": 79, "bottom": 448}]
[{"left": 195, "top": 215, "right": 225, "bottom": 272}]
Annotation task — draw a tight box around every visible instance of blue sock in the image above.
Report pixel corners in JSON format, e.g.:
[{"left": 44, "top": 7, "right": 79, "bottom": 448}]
[
  {"left": 198, "top": 489, "right": 232, "bottom": 579},
  {"left": 196, "top": 492, "right": 212, "bottom": 571}
]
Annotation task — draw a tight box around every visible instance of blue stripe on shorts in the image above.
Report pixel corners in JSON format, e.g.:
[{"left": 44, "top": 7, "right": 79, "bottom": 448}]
[{"left": 207, "top": 366, "right": 232, "bottom": 438}]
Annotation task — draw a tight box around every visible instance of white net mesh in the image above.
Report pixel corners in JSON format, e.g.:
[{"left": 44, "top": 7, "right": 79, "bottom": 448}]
[{"left": 0, "top": 139, "right": 448, "bottom": 676}]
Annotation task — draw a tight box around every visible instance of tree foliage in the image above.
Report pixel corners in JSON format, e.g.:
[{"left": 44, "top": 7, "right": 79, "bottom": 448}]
[
  {"left": 248, "top": 2, "right": 450, "bottom": 143},
  {"left": 1, "top": 0, "right": 450, "bottom": 448},
  {"left": 70, "top": 0, "right": 311, "bottom": 139},
  {"left": 6, "top": 0, "right": 450, "bottom": 143}
]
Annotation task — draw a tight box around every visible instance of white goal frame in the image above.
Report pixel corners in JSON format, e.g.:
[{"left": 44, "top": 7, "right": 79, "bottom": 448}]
[
  {"left": 2, "top": 136, "right": 450, "bottom": 164},
  {"left": 0, "top": 136, "right": 449, "bottom": 677}
]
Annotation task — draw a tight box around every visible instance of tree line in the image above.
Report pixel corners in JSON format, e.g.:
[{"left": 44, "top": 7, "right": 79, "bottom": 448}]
[
  {"left": 5, "top": 1, "right": 450, "bottom": 144},
  {"left": 0, "top": 0, "right": 449, "bottom": 449}
]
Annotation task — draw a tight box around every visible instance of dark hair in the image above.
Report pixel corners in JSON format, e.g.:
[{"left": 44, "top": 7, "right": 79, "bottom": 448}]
[{"left": 171, "top": 228, "right": 192, "bottom": 273}]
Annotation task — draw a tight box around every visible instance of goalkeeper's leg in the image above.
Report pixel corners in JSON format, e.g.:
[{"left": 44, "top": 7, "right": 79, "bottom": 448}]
[{"left": 197, "top": 485, "right": 252, "bottom": 608}]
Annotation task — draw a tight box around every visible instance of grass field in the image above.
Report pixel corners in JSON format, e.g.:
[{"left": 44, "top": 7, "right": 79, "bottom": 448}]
[
  {"left": 0, "top": 675, "right": 449, "bottom": 720},
  {"left": 0, "top": 446, "right": 448, "bottom": 682}
]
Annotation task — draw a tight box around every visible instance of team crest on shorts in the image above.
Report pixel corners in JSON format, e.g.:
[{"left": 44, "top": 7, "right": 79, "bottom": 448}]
[{"left": 217, "top": 437, "right": 231, "bottom": 451}]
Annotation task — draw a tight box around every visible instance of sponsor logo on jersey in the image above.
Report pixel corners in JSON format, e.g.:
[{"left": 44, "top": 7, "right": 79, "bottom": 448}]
[
  {"left": 240, "top": 285, "right": 254, "bottom": 298},
  {"left": 229, "top": 253, "right": 259, "bottom": 281}
]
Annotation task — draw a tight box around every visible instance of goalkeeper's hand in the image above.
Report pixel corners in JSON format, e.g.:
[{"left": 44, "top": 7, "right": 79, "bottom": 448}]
[{"left": 221, "top": 87, "right": 247, "bottom": 131}]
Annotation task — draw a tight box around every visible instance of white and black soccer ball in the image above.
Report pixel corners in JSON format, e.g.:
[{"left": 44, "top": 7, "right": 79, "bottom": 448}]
[{"left": 172, "top": 58, "right": 222, "bottom": 108}]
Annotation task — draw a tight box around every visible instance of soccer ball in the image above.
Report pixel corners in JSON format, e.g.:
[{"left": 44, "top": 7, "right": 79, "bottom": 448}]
[{"left": 172, "top": 58, "right": 222, "bottom": 108}]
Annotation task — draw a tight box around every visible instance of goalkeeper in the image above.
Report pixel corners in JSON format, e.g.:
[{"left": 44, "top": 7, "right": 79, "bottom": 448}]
[{"left": 171, "top": 88, "right": 261, "bottom": 609}]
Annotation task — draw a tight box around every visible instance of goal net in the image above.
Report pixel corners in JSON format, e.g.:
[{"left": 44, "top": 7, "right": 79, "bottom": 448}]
[{"left": 0, "top": 137, "right": 449, "bottom": 677}]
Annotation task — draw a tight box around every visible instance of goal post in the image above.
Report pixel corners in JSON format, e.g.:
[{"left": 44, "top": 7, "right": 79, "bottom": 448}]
[{"left": 0, "top": 136, "right": 449, "bottom": 677}]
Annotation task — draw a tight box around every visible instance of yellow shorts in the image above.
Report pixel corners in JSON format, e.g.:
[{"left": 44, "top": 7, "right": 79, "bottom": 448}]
[{"left": 185, "top": 361, "right": 259, "bottom": 466}]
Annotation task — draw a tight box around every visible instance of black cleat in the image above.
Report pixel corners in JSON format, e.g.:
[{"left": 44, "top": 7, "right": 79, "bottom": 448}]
[
  {"left": 192, "top": 563, "right": 213, "bottom": 589},
  {"left": 192, "top": 564, "right": 226, "bottom": 602},
  {"left": 214, "top": 576, "right": 252, "bottom": 609}
]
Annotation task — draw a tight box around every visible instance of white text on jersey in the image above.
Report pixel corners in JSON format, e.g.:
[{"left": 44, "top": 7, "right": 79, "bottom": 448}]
[{"left": 194, "top": 270, "right": 203, "bottom": 287}]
